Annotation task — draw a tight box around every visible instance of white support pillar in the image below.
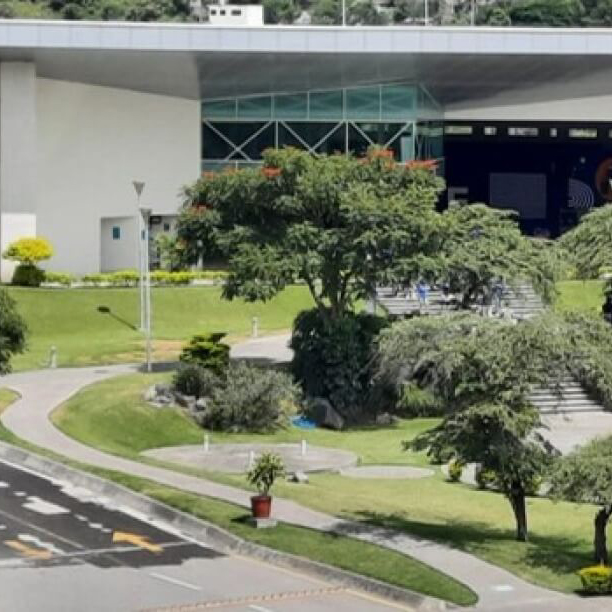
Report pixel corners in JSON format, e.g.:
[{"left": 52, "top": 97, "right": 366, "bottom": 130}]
[{"left": 0, "top": 62, "right": 37, "bottom": 283}]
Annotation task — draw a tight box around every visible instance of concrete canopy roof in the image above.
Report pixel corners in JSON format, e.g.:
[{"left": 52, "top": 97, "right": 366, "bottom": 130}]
[{"left": 3, "top": 20, "right": 612, "bottom": 108}]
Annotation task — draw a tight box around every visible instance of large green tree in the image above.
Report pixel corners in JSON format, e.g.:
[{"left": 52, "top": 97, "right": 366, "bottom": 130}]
[
  {"left": 178, "top": 148, "right": 445, "bottom": 321},
  {"left": 557, "top": 204, "right": 612, "bottom": 279},
  {"left": 550, "top": 437, "right": 612, "bottom": 564},
  {"left": 0, "top": 289, "right": 27, "bottom": 374},
  {"left": 439, "top": 204, "right": 558, "bottom": 307},
  {"left": 374, "top": 313, "right": 612, "bottom": 541}
]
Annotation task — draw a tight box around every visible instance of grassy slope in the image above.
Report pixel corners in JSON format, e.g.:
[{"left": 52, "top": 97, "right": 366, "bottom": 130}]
[
  {"left": 7, "top": 285, "right": 313, "bottom": 371},
  {"left": 554, "top": 280, "right": 604, "bottom": 314},
  {"left": 0, "top": 385, "right": 475, "bottom": 607},
  {"left": 52, "top": 372, "right": 601, "bottom": 595}
]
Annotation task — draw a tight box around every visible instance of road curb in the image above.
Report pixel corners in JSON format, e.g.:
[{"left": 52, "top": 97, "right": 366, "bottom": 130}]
[{"left": 0, "top": 441, "right": 456, "bottom": 611}]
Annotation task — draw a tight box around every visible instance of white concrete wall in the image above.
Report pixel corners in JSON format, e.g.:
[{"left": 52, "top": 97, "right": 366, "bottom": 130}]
[
  {"left": 36, "top": 78, "right": 200, "bottom": 276},
  {"left": 0, "top": 63, "right": 38, "bottom": 282},
  {"left": 0, "top": 213, "right": 37, "bottom": 282},
  {"left": 100, "top": 216, "right": 139, "bottom": 272}
]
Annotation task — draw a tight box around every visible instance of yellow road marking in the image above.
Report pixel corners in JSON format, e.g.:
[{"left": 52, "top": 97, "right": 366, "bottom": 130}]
[
  {"left": 112, "top": 531, "right": 163, "bottom": 554},
  {"left": 4, "top": 539, "right": 52, "bottom": 560}
]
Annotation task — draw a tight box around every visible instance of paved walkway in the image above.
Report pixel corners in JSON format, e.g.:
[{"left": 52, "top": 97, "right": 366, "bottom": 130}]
[{"left": 0, "top": 363, "right": 609, "bottom": 611}]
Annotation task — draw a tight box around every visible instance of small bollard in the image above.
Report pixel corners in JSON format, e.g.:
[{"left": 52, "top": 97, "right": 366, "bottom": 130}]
[
  {"left": 49, "top": 346, "right": 57, "bottom": 369},
  {"left": 251, "top": 316, "right": 259, "bottom": 339},
  {"left": 301, "top": 439, "right": 307, "bottom": 457},
  {"left": 247, "top": 450, "right": 255, "bottom": 470},
  {"left": 203, "top": 434, "right": 209, "bottom": 453}
]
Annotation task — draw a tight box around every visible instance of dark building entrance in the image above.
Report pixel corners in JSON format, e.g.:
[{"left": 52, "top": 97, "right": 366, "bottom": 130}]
[{"left": 444, "top": 122, "right": 612, "bottom": 237}]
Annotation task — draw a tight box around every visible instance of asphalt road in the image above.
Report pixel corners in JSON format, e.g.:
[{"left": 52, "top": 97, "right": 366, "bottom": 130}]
[{"left": 0, "top": 460, "right": 408, "bottom": 612}]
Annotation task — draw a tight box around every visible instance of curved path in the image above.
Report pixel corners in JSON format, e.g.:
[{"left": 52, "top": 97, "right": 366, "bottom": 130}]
[{"left": 0, "top": 363, "right": 606, "bottom": 611}]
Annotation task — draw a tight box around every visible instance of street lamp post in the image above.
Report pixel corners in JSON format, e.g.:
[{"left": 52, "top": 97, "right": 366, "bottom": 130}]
[
  {"left": 132, "top": 180, "right": 152, "bottom": 373},
  {"left": 133, "top": 181, "right": 146, "bottom": 331},
  {"left": 139, "top": 205, "right": 153, "bottom": 373}
]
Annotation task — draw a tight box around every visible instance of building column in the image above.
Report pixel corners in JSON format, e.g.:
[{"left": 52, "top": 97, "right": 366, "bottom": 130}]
[{"left": 0, "top": 62, "right": 37, "bottom": 283}]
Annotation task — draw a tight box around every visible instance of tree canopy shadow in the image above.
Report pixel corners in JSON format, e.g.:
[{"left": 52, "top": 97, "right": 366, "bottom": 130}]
[{"left": 345, "top": 509, "right": 591, "bottom": 582}]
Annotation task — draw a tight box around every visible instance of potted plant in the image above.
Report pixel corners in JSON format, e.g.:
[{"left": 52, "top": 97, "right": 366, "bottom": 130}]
[{"left": 247, "top": 452, "right": 285, "bottom": 519}]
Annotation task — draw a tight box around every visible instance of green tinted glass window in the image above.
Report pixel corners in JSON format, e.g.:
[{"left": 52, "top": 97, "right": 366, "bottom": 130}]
[
  {"left": 202, "top": 99, "right": 236, "bottom": 120},
  {"left": 309, "top": 90, "right": 343, "bottom": 120},
  {"left": 237, "top": 96, "right": 272, "bottom": 119},
  {"left": 274, "top": 93, "right": 308, "bottom": 120},
  {"left": 381, "top": 85, "right": 416, "bottom": 120},
  {"left": 346, "top": 86, "right": 380, "bottom": 121}
]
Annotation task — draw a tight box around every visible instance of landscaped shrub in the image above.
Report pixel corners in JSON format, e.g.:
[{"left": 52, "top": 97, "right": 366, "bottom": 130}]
[
  {"left": 447, "top": 459, "right": 464, "bottom": 483},
  {"left": 11, "top": 264, "right": 46, "bottom": 287},
  {"left": 110, "top": 269, "right": 139, "bottom": 286},
  {"left": 475, "top": 466, "right": 498, "bottom": 490},
  {"left": 397, "top": 383, "right": 444, "bottom": 417},
  {"left": 82, "top": 273, "right": 112, "bottom": 285},
  {"left": 172, "top": 364, "right": 218, "bottom": 399},
  {"left": 290, "top": 308, "right": 388, "bottom": 421},
  {"left": 0, "top": 288, "right": 27, "bottom": 374},
  {"left": 3, "top": 237, "right": 53, "bottom": 265},
  {"left": 578, "top": 565, "right": 612, "bottom": 594},
  {"left": 200, "top": 362, "right": 300, "bottom": 432},
  {"left": 44, "top": 271, "right": 74, "bottom": 286},
  {"left": 179, "top": 333, "right": 230, "bottom": 378}
]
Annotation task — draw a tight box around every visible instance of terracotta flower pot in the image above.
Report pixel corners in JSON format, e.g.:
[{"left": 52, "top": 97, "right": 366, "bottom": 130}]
[{"left": 251, "top": 495, "right": 272, "bottom": 519}]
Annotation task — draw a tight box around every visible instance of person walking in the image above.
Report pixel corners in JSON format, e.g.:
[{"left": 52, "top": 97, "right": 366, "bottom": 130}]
[
  {"left": 492, "top": 277, "right": 506, "bottom": 315},
  {"left": 416, "top": 279, "right": 429, "bottom": 314}
]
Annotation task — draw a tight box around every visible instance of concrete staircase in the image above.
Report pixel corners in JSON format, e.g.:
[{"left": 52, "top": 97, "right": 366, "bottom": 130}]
[
  {"left": 375, "top": 287, "right": 451, "bottom": 317},
  {"left": 530, "top": 377, "right": 603, "bottom": 415},
  {"left": 502, "top": 282, "right": 544, "bottom": 320},
  {"left": 376, "top": 282, "right": 545, "bottom": 320}
]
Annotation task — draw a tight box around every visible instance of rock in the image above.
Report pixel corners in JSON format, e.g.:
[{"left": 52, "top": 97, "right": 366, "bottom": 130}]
[
  {"left": 375, "top": 412, "right": 399, "bottom": 426},
  {"left": 309, "top": 398, "right": 345, "bottom": 431},
  {"left": 195, "top": 397, "right": 208, "bottom": 411},
  {"left": 288, "top": 471, "right": 309, "bottom": 484},
  {"left": 174, "top": 392, "right": 196, "bottom": 408}
]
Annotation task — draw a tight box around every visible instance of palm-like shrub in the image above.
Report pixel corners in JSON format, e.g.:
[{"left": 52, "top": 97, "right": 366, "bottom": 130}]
[{"left": 247, "top": 452, "right": 286, "bottom": 496}]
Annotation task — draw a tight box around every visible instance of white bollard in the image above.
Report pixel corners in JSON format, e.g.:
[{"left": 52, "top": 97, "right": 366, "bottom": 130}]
[
  {"left": 49, "top": 346, "right": 57, "bottom": 369},
  {"left": 301, "top": 439, "right": 307, "bottom": 457},
  {"left": 247, "top": 450, "right": 255, "bottom": 470},
  {"left": 203, "top": 434, "right": 209, "bottom": 453},
  {"left": 251, "top": 316, "right": 259, "bottom": 338}
]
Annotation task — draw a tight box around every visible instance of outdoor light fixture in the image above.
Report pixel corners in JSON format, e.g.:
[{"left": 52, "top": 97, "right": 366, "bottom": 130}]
[{"left": 133, "top": 180, "right": 153, "bottom": 373}]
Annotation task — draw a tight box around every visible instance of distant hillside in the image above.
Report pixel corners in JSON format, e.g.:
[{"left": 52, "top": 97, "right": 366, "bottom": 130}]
[{"left": 0, "top": 0, "right": 609, "bottom": 27}]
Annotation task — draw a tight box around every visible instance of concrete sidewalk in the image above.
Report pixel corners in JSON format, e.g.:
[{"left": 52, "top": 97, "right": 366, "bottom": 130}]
[{"left": 0, "top": 362, "right": 607, "bottom": 611}]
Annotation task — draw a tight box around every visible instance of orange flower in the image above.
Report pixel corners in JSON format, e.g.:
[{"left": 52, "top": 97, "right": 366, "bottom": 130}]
[
  {"left": 405, "top": 159, "right": 439, "bottom": 171},
  {"left": 262, "top": 166, "right": 282, "bottom": 179}
]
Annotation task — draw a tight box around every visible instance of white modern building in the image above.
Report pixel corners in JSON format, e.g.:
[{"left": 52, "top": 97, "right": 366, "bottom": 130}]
[{"left": 2, "top": 21, "right": 612, "bottom": 280}]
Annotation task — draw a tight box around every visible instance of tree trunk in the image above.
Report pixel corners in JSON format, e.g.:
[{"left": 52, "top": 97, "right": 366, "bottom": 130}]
[
  {"left": 508, "top": 481, "right": 528, "bottom": 542},
  {"left": 594, "top": 505, "right": 612, "bottom": 565}
]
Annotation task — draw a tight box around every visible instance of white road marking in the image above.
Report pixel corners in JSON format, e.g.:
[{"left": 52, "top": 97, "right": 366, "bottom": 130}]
[
  {"left": 18, "top": 534, "right": 65, "bottom": 555},
  {"left": 22, "top": 496, "right": 70, "bottom": 516},
  {"left": 0, "top": 525, "right": 6, "bottom": 530},
  {"left": 492, "top": 585, "right": 514, "bottom": 592},
  {"left": 149, "top": 572, "right": 202, "bottom": 592},
  {"left": 14, "top": 491, "right": 26, "bottom": 497},
  {"left": 87, "top": 523, "right": 103, "bottom": 530},
  {"left": 0, "top": 481, "right": 9, "bottom": 488},
  {"left": 249, "top": 605, "right": 275, "bottom": 612},
  {"left": 75, "top": 514, "right": 88, "bottom": 521}
]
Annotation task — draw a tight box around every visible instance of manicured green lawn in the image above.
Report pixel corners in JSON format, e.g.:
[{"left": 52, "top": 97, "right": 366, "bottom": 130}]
[
  {"left": 555, "top": 280, "right": 604, "bottom": 314},
  {"left": 52, "top": 372, "right": 602, "bottom": 595},
  {"left": 0, "top": 385, "right": 475, "bottom": 607},
  {"left": 0, "top": 389, "right": 19, "bottom": 411},
  {"left": 6, "top": 285, "right": 313, "bottom": 371}
]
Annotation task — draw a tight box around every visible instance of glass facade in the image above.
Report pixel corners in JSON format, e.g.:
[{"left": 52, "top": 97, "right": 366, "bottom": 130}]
[{"left": 201, "top": 83, "right": 443, "bottom": 172}]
